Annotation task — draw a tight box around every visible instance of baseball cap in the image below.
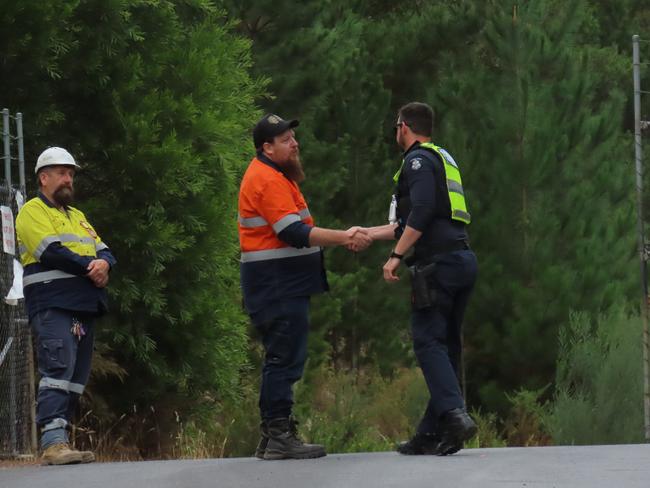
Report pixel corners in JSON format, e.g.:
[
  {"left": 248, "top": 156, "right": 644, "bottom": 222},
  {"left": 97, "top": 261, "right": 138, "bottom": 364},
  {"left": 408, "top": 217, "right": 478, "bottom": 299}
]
[{"left": 253, "top": 113, "right": 299, "bottom": 149}]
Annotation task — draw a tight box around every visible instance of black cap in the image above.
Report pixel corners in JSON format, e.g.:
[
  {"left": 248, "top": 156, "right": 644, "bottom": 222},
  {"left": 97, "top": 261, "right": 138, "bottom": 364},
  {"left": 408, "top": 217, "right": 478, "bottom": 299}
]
[{"left": 253, "top": 113, "right": 299, "bottom": 149}]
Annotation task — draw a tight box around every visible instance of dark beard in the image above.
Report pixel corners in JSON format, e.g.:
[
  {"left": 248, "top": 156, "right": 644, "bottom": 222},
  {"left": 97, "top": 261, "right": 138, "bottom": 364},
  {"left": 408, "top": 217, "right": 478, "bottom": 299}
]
[
  {"left": 282, "top": 154, "right": 305, "bottom": 183},
  {"left": 53, "top": 186, "right": 74, "bottom": 207}
]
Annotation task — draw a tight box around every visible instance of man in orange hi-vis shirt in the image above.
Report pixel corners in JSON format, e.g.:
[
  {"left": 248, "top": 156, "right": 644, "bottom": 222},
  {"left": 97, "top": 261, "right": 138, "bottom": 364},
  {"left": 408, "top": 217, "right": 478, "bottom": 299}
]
[{"left": 239, "top": 113, "right": 371, "bottom": 460}]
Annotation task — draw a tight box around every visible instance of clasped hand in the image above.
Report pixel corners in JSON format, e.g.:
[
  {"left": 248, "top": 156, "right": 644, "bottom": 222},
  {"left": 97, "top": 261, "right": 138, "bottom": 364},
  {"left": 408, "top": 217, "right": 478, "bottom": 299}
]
[
  {"left": 87, "top": 259, "right": 110, "bottom": 288},
  {"left": 345, "top": 226, "right": 372, "bottom": 252}
]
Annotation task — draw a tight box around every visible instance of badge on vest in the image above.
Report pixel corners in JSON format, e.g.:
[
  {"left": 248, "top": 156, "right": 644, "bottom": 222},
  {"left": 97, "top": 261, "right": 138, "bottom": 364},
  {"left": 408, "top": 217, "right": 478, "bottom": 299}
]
[
  {"left": 80, "top": 221, "right": 97, "bottom": 239},
  {"left": 411, "top": 158, "right": 422, "bottom": 170}
]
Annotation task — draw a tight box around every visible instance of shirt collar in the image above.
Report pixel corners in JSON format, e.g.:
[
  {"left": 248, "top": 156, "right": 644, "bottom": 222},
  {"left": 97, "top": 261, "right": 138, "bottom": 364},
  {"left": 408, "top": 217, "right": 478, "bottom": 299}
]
[
  {"left": 38, "top": 191, "right": 68, "bottom": 211},
  {"left": 403, "top": 140, "right": 422, "bottom": 158},
  {"left": 256, "top": 152, "right": 283, "bottom": 172},
  {"left": 256, "top": 152, "right": 294, "bottom": 182},
  {"left": 38, "top": 191, "right": 56, "bottom": 208}
]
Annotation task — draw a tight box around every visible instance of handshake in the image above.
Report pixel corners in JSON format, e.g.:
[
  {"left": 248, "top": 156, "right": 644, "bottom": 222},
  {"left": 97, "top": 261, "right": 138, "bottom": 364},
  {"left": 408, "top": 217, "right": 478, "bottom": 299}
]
[{"left": 345, "top": 226, "right": 372, "bottom": 252}]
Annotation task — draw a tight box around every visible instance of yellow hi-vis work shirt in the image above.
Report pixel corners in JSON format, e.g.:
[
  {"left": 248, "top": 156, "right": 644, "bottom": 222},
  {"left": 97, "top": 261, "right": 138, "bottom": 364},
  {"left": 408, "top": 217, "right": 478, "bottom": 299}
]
[{"left": 16, "top": 193, "right": 116, "bottom": 319}]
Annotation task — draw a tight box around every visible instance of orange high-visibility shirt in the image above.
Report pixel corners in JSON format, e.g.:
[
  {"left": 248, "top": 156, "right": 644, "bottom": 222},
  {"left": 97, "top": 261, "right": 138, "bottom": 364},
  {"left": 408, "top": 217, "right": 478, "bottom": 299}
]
[{"left": 238, "top": 156, "right": 327, "bottom": 313}]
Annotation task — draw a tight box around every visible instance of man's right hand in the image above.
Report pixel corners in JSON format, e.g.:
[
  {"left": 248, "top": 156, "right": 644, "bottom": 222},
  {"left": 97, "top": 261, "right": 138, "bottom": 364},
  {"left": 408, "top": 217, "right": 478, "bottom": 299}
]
[
  {"left": 345, "top": 227, "right": 372, "bottom": 252},
  {"left": 86, "top": 259, "right": 110, "bottom": 288}
]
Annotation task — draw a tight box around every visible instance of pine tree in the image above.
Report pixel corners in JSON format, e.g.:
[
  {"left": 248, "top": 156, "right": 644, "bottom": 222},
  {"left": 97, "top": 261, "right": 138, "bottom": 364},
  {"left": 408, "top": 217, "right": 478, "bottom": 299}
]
[{"left": 435, "top": 0, "right": 637, "bottom": 411}]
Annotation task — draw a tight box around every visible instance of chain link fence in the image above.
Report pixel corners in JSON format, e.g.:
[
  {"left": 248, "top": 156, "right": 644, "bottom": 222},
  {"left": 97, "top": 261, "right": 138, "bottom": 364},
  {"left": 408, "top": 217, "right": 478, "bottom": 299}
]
[{"left": 0, "top": 181, "right": 35, "bottom": 458}]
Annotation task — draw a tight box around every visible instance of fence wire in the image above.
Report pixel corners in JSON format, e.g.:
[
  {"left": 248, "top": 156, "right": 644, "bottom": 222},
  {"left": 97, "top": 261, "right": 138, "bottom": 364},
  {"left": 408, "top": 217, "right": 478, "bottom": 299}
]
[{"left": 0, "top": 180, "right": 34, "bottom": 458}]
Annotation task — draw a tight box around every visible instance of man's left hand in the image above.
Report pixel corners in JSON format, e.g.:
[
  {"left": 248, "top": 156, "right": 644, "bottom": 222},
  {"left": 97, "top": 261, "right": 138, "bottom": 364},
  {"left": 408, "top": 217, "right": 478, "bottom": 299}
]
[{"left": 383, "top": 257, "right": 401, "bottom": 282}]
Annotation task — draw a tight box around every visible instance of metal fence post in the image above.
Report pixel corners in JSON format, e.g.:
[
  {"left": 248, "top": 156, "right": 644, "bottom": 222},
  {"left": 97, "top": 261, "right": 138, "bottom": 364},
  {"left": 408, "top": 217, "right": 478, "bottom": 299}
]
[
  {"left": 16, "top": 113, "right": 25, "bottom": 194},
  {"left": 633, "top": 34, "right": 650, "bottom": 443},
  {"left": 2, "top": 109, "right": 10, "bottom": 188}
]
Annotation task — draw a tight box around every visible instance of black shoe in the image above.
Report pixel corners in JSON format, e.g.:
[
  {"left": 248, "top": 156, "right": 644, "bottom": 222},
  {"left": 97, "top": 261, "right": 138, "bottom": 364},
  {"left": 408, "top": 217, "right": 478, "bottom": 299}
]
[
  {"left": 396, "top": 432, "right": 440, "bottom": 455},
  {"left": 263, "top": 417, "right": 326, "bottom": 460},
  {"left": 255, "top": 421, "right": 269, "bottom": 459},
  {"left": 436, "top": 408, "right": 477, "bottom": 456}
]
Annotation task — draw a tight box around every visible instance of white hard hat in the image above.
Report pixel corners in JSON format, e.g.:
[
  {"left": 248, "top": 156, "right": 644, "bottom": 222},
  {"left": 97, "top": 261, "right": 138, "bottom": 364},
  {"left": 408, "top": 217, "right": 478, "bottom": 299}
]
[{"left": 35, "top": 147, "right": 81, "bottom": 174}]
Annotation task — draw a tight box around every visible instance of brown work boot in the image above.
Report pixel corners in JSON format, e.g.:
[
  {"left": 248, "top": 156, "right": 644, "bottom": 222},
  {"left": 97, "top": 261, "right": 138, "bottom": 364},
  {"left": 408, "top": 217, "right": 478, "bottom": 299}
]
[
  {"left": 79, "top": 449, "right": 95, "bottom": 463},
  {"left": 41, "top": 443, "right": 84, "bottom": 465}
]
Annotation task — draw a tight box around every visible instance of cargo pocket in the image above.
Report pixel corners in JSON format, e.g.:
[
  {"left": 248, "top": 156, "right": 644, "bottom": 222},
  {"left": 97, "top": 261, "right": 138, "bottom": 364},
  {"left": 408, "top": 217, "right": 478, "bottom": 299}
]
[{"left": 39, "top": 339, "right": 67, "bottom": 373}]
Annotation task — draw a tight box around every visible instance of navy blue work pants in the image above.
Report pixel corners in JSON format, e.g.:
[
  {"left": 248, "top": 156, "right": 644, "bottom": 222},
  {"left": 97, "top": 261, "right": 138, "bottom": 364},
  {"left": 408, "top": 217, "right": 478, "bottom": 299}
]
[
  {"left": 30, "top": 308, "right": 95, "bottom": 437},
  {"left": 411, "top": 250, "right": 477, "bottom": 435},
  {"left": 250, "top": 297, "right": 310, "bottom": 420}
]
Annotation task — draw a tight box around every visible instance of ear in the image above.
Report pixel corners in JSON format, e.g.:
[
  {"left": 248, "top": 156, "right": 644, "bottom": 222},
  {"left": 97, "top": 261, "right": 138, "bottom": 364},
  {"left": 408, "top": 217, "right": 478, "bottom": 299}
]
[{"left": 262, "top": 141, "right": 273, "bottom": 156}]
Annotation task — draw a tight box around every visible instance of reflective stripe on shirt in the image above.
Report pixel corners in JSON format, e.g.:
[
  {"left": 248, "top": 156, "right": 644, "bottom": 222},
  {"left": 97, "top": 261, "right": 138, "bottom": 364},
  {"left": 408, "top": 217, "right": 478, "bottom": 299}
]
[
  {"left": 238, "top": 215, "right": 269, "bottom": 228},
  {"left": 240, "top": 246, "right": 321, "bottom": 263},
  {"left": 34, "top": 234, "right": 96, "bottom": 259},
  {"left": 239, "top": 209, "right": 312, "bottom": 233},
  {"left": 23, "top": 270, "right": 78, "bottom": 287}
]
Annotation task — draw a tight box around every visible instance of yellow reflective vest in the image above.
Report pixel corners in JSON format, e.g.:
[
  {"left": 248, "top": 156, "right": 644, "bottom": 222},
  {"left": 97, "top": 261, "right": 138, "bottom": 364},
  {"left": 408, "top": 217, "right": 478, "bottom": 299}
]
[{"left": 393, "top": 142, "right": 471, "bottom": 225}]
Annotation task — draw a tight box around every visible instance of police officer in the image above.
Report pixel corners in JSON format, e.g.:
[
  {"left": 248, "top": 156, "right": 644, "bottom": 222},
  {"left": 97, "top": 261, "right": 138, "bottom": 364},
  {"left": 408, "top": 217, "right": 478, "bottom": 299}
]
[
  {"left": 239, "top": 114, "right": 370, "bottom": 460},
  {"left": 16, "top": 147, "right": 116, "bottom": 465},
  {"left": 364, "top": 102, "right": 477, "bottom": 455}
]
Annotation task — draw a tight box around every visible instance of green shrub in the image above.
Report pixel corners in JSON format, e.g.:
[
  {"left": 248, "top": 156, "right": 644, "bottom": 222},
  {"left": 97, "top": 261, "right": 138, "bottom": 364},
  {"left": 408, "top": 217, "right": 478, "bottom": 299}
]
[{"left": 546, "top": 308, "right": 645, "bottom": 444}]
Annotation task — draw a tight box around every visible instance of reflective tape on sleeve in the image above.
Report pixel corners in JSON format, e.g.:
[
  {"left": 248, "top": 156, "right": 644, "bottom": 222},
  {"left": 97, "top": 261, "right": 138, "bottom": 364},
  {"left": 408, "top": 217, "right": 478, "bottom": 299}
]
[
  {"left": 238, "top": 215, "right": 269, "bottom": 228},
  {"left": 34, "top": 234, "right": 97, "bottom": 259},
  {"left": 272, "top": 214, "right": 302, "bottom": 233},
  {"left": 34, "top": 236, "right": 61, "bottom": 259}
]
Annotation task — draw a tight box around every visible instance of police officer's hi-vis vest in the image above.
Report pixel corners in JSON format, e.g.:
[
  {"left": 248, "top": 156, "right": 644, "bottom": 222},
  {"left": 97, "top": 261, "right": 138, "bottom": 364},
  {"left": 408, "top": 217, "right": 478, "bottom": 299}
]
[{"left": 392, "top": 142, "right": 471, "bottom": 225}]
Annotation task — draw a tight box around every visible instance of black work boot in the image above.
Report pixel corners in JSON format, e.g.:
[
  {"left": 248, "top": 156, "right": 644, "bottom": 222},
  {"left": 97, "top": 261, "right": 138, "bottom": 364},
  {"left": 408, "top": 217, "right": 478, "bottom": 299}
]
[
  {"left": 396, "top": 432, "right": 440, "bottom": 455},
  {"left": 255, "top": 421, "right": 269, "bottom": 459},
  {"left": 436, "top": 408, "right": 477, "bottom": 456},
  {"left": 263, "top": 417, "right": 326, "bottom": 460}
]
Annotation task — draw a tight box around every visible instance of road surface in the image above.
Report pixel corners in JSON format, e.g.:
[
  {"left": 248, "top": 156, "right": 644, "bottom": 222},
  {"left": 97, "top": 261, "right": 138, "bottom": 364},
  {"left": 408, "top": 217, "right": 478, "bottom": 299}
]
[{"left": 1, "top": 444, "right": 649, "bottom": 488}]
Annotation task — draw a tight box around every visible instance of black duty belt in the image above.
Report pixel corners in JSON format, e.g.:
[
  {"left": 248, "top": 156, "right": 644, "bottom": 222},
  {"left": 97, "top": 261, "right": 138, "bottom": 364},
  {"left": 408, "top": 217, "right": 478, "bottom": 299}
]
[{"left": 408, "top": 239, "right": 470, "bottom": 266}]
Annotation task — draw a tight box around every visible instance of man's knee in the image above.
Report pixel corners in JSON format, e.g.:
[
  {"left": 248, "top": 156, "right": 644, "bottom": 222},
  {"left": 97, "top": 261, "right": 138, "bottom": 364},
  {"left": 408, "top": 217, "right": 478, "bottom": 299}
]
[{"left": 413, "top": 333, "right": 448, "bottom": 360}]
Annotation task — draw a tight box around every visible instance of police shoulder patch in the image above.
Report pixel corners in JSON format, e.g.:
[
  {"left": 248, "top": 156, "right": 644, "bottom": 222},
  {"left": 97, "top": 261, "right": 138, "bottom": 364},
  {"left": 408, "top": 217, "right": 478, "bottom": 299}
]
[{"left": 411, "top": 158, "right": 422, "bottom": 170}]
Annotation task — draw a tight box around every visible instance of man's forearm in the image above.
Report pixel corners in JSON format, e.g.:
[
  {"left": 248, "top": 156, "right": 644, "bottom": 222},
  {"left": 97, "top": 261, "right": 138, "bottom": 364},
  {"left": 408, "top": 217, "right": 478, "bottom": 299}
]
[
  {"left": 308, "top": 227, "right": 352, "bottom": 247},
  {"left": 393, "top": 225, "right": 422, "bottom": 255},
  {"left": 365, "top": 224, "right": 398, "bottom": 241}
]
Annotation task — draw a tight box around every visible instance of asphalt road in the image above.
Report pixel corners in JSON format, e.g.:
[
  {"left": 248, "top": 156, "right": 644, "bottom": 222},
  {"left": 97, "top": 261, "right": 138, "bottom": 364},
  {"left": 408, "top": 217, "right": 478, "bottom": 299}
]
[{"left": 2, "top": 444, "right": 649, "bottom": 488}]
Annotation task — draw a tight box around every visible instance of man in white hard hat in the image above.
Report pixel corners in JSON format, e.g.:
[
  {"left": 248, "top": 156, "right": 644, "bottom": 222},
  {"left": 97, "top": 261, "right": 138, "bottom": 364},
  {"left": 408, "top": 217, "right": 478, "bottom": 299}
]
[{"left": 16, "top": 147, "right": 116, "bottom": 465}]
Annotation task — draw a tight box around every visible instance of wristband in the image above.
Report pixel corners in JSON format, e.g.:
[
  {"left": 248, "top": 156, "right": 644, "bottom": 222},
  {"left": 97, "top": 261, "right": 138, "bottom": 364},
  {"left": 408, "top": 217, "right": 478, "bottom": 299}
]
[{"left": 389, "top": 251, "right": 404, "bottom": 260}]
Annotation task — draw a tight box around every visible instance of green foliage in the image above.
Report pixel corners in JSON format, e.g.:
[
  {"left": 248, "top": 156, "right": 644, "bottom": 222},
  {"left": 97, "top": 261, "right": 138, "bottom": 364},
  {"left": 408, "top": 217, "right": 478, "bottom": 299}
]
[
  {"left": 171, "top": 367, "right": 560, "bottom": 457},
  {"left": 435, "top": 0, "right": 637, "bottom": 412},
  {"left": 2, "top": 0, "right": 264, "bottom": 453},
  {"left": 503, "top": 388, "right": 552, "bottom": 446},
  {"left": 547, "top": 309, "right": 645, "bottom": 445}
]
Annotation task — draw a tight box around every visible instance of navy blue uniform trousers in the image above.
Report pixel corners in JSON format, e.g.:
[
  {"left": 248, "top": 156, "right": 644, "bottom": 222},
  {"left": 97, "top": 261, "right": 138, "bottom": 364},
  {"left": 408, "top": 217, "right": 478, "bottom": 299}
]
[
  {"left": 30, "top": 308, "right": 95, "bottom": 439},
  {"left": 412, "top": 249, "right": 477, "bottom": 435},
  {"left": 250, "top": 297, "right": 310, "bottom": 420}
]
